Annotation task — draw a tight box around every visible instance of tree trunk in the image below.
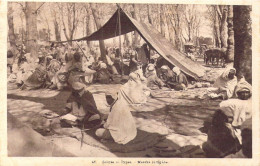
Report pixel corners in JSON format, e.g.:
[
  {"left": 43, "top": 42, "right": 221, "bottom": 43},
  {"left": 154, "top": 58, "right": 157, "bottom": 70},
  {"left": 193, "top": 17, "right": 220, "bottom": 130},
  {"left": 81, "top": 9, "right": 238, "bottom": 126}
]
[
  {"left": 124, "top": 34, "right": 130, "bottom": 47},
  {"left": 54, "top": 18, "right": 61, "bottom": 41},
  {"left": 25, "top": 2, "right": 38, "bottom": 61},
  {"left": 90, "top": 3, "right": 106, "bottom": 60},
  {"left": 233, "top": 5, "right": 252, "bottom": 84},
  {"left": 147, "top": 4, "right": 153, "bottom": 25},
  {"left": 159, "top": 5, "right": 166, "bottom": 37},
  {"left": 131, "top": 4, "right": 139, "bottom": 47},
  {"left": 214, "top": 8, "right": 221, "bottom": 48},
  {"left": 220, "top": 8, "right": 228, "bottom": 48},
  {"left": 8, "top": 3, "right": 16, "bottom": 47},
  {"left": 166, "top": 14, "right": 175, "bottom": 46},
  {"left": 85, "top": 9, "right": 93, "bottom": 48},
  {"left": 226, "top": 5, "right": 234, "bottom": 62}
]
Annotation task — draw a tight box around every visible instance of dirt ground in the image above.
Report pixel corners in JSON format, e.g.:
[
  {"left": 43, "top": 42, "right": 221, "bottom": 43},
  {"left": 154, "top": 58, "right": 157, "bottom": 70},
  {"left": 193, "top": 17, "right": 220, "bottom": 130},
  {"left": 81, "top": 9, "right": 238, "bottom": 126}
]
[
  {"left": 7, "top": 60, "right": 230, "bottom": 157},
  {"left": 7, "top": 81, "right": 222, "bottom": 157}
]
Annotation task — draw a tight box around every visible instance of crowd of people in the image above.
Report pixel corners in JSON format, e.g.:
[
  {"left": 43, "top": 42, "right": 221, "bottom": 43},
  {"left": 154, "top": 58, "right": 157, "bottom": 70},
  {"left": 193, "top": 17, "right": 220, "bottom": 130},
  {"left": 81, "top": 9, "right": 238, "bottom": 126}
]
[{"left": 7, "top": 42, "right": 252, "bottom": 158}]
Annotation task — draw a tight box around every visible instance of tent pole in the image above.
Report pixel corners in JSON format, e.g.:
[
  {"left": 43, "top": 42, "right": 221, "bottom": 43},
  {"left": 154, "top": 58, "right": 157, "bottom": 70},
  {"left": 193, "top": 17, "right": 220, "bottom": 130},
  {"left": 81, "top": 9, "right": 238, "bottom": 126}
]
[{"left": 118, "top": 5, "right": 123, "bottom": 76}]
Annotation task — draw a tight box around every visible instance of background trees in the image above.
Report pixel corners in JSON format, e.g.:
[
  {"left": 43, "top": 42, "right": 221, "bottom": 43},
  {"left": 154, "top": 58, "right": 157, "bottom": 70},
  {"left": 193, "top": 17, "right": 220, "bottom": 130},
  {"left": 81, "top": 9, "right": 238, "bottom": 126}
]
[{"left": 8, "top": 3, "right": 253, "bottom": 82}]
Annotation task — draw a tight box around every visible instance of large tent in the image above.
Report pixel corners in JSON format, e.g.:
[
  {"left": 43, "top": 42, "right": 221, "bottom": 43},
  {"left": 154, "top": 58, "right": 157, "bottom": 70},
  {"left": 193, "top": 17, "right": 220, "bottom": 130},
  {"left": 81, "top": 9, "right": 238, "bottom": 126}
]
[{"left": 74, "top": 7, "right": 205, "bottom": 79}]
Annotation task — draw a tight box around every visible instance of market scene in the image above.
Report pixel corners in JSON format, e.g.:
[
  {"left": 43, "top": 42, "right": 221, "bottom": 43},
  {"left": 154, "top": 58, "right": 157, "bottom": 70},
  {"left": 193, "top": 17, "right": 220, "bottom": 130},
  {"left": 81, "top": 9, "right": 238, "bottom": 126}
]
[{"left": 7, "top": 2, "right": 252, "bottom": 158}]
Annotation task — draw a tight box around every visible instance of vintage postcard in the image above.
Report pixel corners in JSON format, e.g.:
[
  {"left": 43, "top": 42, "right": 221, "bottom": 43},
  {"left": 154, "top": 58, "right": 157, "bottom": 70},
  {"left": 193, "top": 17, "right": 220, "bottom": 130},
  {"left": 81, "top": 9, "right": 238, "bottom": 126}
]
[{"left": 0, "top": 0, "right": 259, "bottom": 165}]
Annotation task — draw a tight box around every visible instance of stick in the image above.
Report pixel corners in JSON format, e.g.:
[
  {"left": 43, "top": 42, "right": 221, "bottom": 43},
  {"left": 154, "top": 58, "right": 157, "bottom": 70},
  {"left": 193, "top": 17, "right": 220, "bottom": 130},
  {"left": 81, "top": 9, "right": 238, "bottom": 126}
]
[{"left": 75, "top": 41, "right": 88, "bottom": 59}]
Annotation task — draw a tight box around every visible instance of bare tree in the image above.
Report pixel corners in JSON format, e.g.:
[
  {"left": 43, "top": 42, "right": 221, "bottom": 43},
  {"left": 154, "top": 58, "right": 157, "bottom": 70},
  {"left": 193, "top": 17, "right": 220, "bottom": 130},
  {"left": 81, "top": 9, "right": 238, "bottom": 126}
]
[
  {"left": 58, "top": 3, "right": 82, "bottom": 45},
  {"left": 166, "top": 4, "right": 184, "bottom": 51},
  {"left": 217, "top": 6, "right": 228, "bottom": 48},
  {"left": 51, "top": 4, "right": 61, "bottom": 41},
  {"left": 90, "top": 3, "right": 106, "bottom": 60},
  {"left": 84, "top": 4, "right": 94, "bottom": 47},
  {"left": 24, "top": 2, "right": 38, "bottom": 60},
  {"left": 182, "top": 5, "right": 201, "bottom": 44},
  {"left": 8, "top": 2, "right": 16, "bottom": 47},
  {"left": 130, "top": 4, "right": 140, "bottom": 47},
  {"left": 226, "top": 5, "right": 234, "bottom": 62},
  {"left": 147, "top": 4, "right": 153, "bottom": 25}
]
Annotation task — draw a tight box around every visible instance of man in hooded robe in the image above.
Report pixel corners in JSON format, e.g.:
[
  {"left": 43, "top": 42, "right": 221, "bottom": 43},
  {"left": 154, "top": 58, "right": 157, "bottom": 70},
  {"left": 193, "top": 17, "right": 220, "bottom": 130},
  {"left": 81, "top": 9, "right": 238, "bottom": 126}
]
[
  {"left": 209, "top": 67, "right": 238, "bottom": 100},
  {"left": 95, "top": 67, "right": 149, "bottom": 145}
]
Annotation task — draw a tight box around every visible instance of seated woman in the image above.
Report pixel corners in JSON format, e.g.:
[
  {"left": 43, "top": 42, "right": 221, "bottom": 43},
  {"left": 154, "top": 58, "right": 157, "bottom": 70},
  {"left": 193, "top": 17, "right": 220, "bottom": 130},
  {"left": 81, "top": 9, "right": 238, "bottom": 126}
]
[
  {"left": 209, "top": 67, "right": 237, "bottom": 100},
  {"left": 202, "top": 85, "right": 252, "bottom": 157},
  {"left": 145, "top": 64, "right": 165, "bottom": 90},
  {"left": 95, "top": 67, "right": 149, "bottom": 145},
  {"left": 171, "top": 67, "right": 189, "bottom": 91}
]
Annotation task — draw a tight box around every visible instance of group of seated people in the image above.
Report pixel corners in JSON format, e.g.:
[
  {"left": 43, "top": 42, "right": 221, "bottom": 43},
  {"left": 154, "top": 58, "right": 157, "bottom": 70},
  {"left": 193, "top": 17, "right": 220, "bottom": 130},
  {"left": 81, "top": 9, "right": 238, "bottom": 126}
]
[{"left": 7, "top": 43, "right": 252, "bottom": 158}]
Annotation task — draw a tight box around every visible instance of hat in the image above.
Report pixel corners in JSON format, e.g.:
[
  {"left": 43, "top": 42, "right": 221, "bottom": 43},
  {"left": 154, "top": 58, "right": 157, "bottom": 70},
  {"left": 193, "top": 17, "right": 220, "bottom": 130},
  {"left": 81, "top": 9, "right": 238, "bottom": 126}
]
[
  {"left": 172, "top": 67, "right": 181, "bottom": 76},
  {"left": 161, "top": 65, "right": 168, "bottom": 70},
  {"left": 100, "top": 62, "right": 107, "bottom": 69},
  {"left": 147, "top": 64, "right": 155, "bottom": 71}
]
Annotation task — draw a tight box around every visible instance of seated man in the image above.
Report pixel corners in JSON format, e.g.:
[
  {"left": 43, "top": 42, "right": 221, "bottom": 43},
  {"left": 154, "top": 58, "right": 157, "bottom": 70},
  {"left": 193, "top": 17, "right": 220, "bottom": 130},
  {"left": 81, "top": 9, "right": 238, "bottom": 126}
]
[
  {"left": 202, "top": 85, "right": 252, "bottom": 157},
  {"left": 209, "top": 67, "right": 237, "bottom": 100},
  {"left": 145, "top": 63, "right": 165, "bottom": 90},
  {"left": 225, "top": 118, "right": 252, "bottom": 158},
  {"left": 95, "top": 66, "right": 149, "bottom": 144},
  {"left": 20, "top": 55, "right": 47, "bottom": 90},
  {"left": 93, "top": 62, "right": 113, "bottom": 84},
  {"left": 157, "top": 65, "right": 175, "bottom": 87},
  {"left": 171, "top": 67, "right": 189, "bottom": 91},
  {"left": 61, "top": 52, "right": 103, "bottom": 126}
]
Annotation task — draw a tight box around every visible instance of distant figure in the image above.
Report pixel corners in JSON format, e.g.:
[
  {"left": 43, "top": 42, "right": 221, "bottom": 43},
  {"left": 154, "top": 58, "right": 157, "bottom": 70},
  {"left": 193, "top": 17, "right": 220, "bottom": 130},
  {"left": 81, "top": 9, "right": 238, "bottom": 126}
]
[{"left": 129, "top": 49, "right": 139, "bottom": 73}]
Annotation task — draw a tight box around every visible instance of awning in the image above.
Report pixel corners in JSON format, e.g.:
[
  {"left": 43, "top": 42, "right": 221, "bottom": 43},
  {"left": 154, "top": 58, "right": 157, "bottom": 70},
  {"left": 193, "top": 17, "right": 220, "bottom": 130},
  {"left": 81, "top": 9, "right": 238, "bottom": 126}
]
[{"left": 75, "top": 8, "right": 205, "bottom": 79}]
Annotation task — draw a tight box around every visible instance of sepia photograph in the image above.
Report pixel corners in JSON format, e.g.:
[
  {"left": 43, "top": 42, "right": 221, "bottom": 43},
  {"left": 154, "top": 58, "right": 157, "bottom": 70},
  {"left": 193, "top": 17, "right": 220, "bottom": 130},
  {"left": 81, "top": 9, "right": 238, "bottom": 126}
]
[{"left": 4, "top": 0, "right": 257, "bottom": 161}]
